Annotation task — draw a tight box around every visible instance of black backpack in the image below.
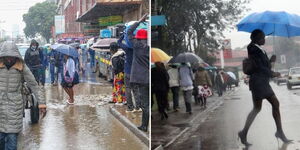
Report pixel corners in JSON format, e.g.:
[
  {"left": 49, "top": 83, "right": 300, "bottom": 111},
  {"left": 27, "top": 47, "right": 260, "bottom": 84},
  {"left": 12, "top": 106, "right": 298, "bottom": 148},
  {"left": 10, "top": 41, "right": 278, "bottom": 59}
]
[{"left": 113, "top": 53, "right": 125, "bottom": 74}]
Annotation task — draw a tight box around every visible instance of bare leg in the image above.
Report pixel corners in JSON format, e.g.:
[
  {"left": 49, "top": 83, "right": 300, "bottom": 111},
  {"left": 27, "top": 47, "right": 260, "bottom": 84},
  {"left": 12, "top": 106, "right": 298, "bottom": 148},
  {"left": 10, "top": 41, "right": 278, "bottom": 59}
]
[
  {"left": 69, "top": 87, "right": 74, "bottom": 103},
  {"left": 239, "top": 94, "right": 262, "bottom": 146},
  {"left": 266, "top": 95, "right": 291, "bottom": 142}
]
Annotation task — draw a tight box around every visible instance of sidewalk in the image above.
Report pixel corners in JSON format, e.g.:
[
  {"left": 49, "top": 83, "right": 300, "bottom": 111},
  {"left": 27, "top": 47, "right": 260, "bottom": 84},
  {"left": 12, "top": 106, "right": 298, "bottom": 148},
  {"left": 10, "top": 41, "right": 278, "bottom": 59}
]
[
  {"left": 151, "top": 89, "right": 237, "bottom": 150},
  {"left": 109, "top": 105, "right": 149, "bottom": 146}
]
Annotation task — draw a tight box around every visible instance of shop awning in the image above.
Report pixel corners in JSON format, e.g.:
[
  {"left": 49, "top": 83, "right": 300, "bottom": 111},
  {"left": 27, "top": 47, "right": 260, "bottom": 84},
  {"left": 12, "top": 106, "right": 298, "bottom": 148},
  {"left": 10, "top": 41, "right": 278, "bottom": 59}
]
[{"left": 77, "top": 1, "right": 141, "bottom": 22}]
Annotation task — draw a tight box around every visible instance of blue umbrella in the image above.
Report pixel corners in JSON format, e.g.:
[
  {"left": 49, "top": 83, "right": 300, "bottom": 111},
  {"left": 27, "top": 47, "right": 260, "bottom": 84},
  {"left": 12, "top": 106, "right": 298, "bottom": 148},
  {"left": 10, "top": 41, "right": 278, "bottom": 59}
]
[
  {"left": 237, "top": 11, "right": 300, "bottom": 37},
  {"left": 51, "top": 44, "right": 79, "bottom": 58}
]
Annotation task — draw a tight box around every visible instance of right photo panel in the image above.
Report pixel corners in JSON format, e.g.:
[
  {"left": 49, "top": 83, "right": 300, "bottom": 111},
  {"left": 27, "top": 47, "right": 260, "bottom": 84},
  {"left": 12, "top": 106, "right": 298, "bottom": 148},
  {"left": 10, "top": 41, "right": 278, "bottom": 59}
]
[{"left": 151, "top": 0, "right": 300, "bottom": 149}]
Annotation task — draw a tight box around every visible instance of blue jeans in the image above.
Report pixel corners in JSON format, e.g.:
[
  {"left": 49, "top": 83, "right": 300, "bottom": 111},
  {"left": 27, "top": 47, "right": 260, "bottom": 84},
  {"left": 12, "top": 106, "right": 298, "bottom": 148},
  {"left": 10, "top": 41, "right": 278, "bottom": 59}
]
[
  {"left": 50, "top": 63, "right": 55, "bottom": 83},
  {"left": 0, "top": 132, "right": 18, "bottom": 150}
]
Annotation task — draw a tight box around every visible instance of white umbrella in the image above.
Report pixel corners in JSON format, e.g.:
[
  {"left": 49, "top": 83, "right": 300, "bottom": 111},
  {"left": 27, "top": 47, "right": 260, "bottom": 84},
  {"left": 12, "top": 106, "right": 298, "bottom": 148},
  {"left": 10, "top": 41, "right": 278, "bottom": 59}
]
[{"left": 227, "top": 72, "right": 236, "bottom": 80}]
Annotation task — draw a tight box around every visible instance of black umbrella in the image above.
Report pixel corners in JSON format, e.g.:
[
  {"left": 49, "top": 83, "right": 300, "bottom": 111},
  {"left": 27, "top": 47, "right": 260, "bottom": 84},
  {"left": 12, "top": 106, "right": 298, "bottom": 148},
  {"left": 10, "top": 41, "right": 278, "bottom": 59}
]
[{"left": 169, "top": 52, "right": 204, "bottom": 64}]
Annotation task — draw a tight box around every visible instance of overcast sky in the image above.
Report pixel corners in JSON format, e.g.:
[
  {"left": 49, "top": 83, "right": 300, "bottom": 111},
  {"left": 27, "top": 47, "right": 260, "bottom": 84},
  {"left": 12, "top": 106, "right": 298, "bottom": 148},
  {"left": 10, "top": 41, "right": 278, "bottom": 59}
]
[
  {"left": 225, "top": 0, "right": 300, "bottom": 49},
  {"left": 1, "top": 0, "right": 300, "bottom": 47},
  {"left": 0, "top": 0, "right": 44, "bottom": 34}
]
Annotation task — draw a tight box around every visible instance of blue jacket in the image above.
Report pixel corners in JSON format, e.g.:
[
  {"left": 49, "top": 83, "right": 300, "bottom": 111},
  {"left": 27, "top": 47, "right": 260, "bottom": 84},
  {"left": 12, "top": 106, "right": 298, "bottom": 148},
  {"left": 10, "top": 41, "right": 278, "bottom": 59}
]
[
  {"left": 118, "top": 34, "right": 133, "bottom": 75},
  {"left": 179, "top": 65, "right": 194, "bottom": 87}
]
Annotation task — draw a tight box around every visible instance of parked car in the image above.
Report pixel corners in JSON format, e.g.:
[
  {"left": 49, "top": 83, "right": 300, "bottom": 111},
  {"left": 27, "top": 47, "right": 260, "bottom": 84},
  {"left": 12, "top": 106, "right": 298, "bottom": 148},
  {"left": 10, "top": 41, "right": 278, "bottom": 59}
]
[
  {"left": 287, "top": 67, "right": 300, "bottom": 90},
  {"left": 274, "top": 69, "right": 288, "bottom": 85}
]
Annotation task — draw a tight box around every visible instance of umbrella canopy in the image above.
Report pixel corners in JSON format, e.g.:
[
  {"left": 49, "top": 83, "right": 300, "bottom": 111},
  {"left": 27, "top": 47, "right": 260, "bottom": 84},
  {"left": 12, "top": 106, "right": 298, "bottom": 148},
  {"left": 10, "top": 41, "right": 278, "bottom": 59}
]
[
  {"left": 227, "top": 72, "right": 237, "bottom": 80},
  {"left": 51, "top": 44, "right": 79, "bottom": 58},
  {"left": 69, "top": 42, "right": 80, "bottom": 48},
  {"left": 169, "top": 52, "right": 204, "bottom": 64},
  {"left": 237, "top": 11, "right": 300, "bottom": 37},
  {"left": 92, "top": 38, "right": 118, "bottom": 48},
  {"left": 151, "top": 48, "right": 171, "bottom": 63}
]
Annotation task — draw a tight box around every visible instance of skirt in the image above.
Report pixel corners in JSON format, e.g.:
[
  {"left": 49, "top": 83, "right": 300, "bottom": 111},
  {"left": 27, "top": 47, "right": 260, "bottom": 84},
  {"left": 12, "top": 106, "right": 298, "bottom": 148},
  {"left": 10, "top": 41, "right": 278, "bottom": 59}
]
[{"left": 112, "top": 72, "right": 126, "bottom": 103}]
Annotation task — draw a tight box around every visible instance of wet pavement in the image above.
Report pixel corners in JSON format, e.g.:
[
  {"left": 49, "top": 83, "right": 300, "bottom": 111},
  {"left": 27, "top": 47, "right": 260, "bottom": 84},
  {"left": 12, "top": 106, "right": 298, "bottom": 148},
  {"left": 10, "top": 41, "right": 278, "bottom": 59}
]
[
  {"left": 17, "top": 68, "right": 148, "bottom": 150},
  {"left": 167, "top": 81, "right": 300, "bottom": 150},
  {"left": 151, "top": 89, "right": 235, "bottom": 149}
]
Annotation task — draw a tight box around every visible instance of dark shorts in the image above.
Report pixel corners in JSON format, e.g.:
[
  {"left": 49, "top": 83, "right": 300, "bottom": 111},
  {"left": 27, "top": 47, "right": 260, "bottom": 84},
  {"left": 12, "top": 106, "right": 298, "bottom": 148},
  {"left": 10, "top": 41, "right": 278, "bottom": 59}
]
[{"left": 61, "top": 81, "right": 74, "bottom": 88}]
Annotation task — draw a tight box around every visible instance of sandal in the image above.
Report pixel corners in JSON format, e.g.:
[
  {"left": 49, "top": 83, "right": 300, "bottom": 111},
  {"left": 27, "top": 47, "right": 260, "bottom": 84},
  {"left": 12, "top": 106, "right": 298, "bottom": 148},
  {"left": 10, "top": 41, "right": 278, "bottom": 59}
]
[{"left": 66, "top": 98, "right": 74, "bottom": 105}]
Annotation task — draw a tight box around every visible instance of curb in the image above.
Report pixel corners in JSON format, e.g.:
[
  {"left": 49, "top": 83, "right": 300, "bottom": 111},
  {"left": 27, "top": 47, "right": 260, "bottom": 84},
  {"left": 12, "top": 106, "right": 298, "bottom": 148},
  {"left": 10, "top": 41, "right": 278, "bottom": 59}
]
[
  {"left": 109, "top": 106, "right": 149, "bottom": 146},
  {"left": 162, "top": 89, "right": 238, "bottom": 149}
]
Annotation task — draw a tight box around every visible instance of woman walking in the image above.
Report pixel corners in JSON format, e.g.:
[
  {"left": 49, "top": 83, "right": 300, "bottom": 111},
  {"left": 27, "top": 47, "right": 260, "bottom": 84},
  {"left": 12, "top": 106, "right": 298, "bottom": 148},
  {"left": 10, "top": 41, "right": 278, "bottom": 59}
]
[
  {"left": 238, "top": 29, "right": 292, "bottom": 146},
  {"left": 194, "top": 65, "right": 212, "bottom": 107},
  {"left": 152, "top": 62, "right": 169, "bottom": 120},
  {"left": 62, "top": 55, "right": 79, "bottom": 104}
]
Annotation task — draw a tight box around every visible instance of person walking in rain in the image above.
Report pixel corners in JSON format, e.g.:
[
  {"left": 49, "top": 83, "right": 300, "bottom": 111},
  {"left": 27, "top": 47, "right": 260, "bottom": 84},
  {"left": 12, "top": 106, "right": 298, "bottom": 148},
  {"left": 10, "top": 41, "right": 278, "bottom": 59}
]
[
  {"left": 179, "top": 62, "right": 194, "bottom": 114},
  {"left": 152, "top": 62, "right": 169, "bottom": 120},
  {"left": 24, "top": 39, "right": 42, "bottom": 84},
  {"left": 0, "top": 41, "right": 46, "bottom": 150},
  {"left": 215, "top": 69, "right": 224, "bottom": 96},
  {"left": 79, "top": 44, "right": 88, "bottom": 75},
  {"left": 118, "top": 34, "right": 141, "bottom": 112},
  {"left": 238, "top": 29, "right": 292, "bottom": 146},
  {"left": 127, "top": 14, "right": 149, "bottom": 132},
  {"left": 61, "top": 54, "right": 79, "bottom": 104},
  {"left": 110, "top": 42, "right": 126, "bottom": 105},
  {"left": 168, "top": 64, "right": 180, "bottom": 111},
  {"left": 39, "top": 46, "right": 49, "bottom": 86},
  {"left": 194, "top": 65, "right": 212, "bottom": 107}
]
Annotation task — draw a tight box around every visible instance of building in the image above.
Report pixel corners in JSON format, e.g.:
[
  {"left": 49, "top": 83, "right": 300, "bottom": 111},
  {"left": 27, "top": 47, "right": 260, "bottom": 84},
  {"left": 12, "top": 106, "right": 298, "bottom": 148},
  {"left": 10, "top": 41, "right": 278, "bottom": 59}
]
[{"left": 54, "top": 0, "right": 148, "bottom": 41}]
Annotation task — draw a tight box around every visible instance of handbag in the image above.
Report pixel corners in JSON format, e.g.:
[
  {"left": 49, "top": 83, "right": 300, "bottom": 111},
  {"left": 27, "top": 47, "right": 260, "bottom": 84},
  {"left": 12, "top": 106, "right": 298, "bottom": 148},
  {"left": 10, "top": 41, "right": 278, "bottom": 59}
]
[
  {"left": 21, "top": 72, "right": 39, "bottom": 124},
  {"left": 243, "top": 57, "right": 256, "bottom": 75}
]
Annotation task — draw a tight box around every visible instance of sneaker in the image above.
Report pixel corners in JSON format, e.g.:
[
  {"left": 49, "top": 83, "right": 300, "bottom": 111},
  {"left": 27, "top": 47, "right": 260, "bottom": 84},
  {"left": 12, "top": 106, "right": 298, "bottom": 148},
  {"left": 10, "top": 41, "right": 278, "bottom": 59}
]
[
  {"left": 126, "top": 109, "right": 134, "bottom": 113},
  {"left": 115, "top": 102, "right": 123, "bottom": 106},
  {"left": 137, "top": 126, "right": 147, "bottom": 132},
  {"left": 133, "top": 108, "right": 142, "bottom": 112}
]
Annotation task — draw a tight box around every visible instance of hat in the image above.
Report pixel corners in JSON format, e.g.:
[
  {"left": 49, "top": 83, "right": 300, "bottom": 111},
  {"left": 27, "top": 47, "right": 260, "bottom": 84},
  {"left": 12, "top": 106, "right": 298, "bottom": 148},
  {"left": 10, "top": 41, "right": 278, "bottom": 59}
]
[{"left": 135, "top": 29, "right": 147, "bottom": 39}]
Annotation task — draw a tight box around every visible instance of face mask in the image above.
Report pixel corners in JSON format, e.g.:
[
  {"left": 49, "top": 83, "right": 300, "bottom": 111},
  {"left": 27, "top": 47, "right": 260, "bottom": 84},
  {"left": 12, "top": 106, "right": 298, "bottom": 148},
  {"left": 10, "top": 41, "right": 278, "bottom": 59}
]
[
  {"left": 4, "top": 58, "right": 17, "bottom": 69},
  {"left": 31, "top": 46, "right": 37, "bottom": 50}
]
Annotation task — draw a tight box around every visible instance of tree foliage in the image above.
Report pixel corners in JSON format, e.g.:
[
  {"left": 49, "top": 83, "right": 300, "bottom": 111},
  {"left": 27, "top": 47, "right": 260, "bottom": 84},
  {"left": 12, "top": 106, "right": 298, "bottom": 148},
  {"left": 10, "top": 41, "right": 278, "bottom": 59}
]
[
  {"left": 23, "top": 2, "right": 57, "bottom": 43},
  {"left": 154, "top": 0, "right": 250, "bottom": 64}
]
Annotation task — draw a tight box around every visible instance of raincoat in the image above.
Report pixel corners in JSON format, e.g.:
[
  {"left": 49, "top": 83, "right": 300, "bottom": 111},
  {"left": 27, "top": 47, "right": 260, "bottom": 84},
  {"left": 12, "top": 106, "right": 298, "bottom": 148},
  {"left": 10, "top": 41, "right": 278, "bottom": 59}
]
[{"left": 0, "top": 41, "right": 45, "bottom": 133}]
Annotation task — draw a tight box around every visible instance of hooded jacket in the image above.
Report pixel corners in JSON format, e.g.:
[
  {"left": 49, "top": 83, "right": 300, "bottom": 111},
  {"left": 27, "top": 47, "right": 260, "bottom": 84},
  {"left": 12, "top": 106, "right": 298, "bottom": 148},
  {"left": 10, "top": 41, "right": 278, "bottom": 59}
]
[
  {"left": 111, "top": 50, "right": 125, "bottom": 75},
  {"left": 0, "top": 41, "right": 45, "bottom": 133},
  {"left": 24, "top": 39, "right": 42, "bottom": 68}
]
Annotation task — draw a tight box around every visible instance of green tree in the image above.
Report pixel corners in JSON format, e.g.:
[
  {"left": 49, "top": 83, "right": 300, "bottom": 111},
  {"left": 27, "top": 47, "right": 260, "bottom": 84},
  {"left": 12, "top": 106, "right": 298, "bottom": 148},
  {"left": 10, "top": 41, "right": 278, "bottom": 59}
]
[
  {"left": 153, "top": 0, "right": 250, "bottom": 64},
  {"left": 23, "top": 2, "right": 57, "bottom": 43}
]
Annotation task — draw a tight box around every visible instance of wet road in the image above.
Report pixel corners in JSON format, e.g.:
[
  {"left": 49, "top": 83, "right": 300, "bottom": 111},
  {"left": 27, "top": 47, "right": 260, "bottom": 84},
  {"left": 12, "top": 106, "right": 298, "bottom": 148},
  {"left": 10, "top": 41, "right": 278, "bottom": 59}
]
[
  {"left": 18, "top": 70, "right": 147, "bottom": 150},
  {"left": 168, "top": 81, "right": 300, "bottom": 150}
]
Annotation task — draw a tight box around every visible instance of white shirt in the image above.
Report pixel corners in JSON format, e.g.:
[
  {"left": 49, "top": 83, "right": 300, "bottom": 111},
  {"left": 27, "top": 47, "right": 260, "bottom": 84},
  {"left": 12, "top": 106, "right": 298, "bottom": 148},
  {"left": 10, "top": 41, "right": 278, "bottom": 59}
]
[
  {"left": 254, "top": 44, "right": 267, "bottom": 55},
  {"left": 65, "top": 58, "right": 75, "bottom": 78}
]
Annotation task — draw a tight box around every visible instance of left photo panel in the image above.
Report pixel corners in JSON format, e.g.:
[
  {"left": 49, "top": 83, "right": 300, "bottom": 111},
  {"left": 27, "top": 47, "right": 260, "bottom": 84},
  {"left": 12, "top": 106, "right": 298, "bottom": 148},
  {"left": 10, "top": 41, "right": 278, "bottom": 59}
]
[{"left": 0, "top": 0, "right": 150, "bottom": 150}]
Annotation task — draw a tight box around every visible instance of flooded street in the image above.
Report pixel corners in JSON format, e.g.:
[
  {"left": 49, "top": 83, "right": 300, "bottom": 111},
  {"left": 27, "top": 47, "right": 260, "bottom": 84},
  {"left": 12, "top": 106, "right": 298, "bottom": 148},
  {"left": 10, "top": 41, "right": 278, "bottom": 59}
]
[
  {"left": 168, "top": 82, "right": 300, "bottom": 150},
  {"left": 18, "top": 71, "right": 147, "bottom": 150}
]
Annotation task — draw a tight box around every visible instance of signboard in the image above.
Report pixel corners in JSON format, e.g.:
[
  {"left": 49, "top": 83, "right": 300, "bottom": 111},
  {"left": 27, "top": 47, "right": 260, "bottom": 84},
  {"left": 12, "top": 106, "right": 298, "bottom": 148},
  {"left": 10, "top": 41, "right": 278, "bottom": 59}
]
[
  {"left": 98, "top": 16, "right": 123, "bottom": 27},
  {"left": 55, "top": 15, "right": 65, "bottom": 35},
  {"left": 100, "top": 29, "right": 112, "bottom": 38},
  {"left": 151, "top": 15, "right": 166, "bottom": 26}
]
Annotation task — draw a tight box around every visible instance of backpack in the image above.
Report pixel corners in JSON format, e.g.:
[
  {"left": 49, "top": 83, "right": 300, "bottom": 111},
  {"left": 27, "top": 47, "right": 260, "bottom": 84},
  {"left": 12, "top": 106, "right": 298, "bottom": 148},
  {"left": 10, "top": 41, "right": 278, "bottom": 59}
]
[
  {"left": 113, "top": 54, "right": 125, "bottom": 74},
  {"left": 243, "top": 57, "right": 256, "bottom": 75}
]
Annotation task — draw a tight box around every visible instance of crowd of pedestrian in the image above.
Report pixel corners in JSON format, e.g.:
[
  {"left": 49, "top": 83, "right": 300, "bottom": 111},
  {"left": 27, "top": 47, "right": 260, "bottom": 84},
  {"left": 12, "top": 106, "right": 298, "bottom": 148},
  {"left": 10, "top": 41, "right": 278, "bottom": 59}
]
[
  {"left": 109, "top": 14, "right": 149, "bottom": 132},
  {"left": 152, "top": 61, "right": 238, "bottom": 120}
]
